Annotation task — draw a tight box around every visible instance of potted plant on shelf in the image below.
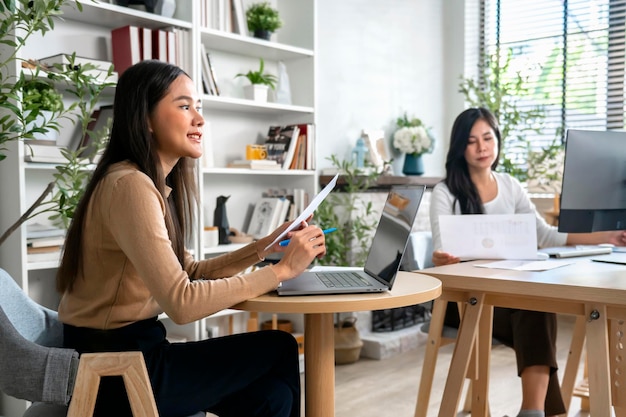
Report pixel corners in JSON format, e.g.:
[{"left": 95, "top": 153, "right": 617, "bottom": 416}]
[
  {"left": 245, "top": 1, "right": 282, "bottom": 40},
  {"left": 392, "top": 113, "right": 435, "bottom": 176},
  {"left": 21, "top": 77, "right": 64, "bottom": 141},
  {"left": 234, "top": 58, "right": 277, "bottom": 102}
]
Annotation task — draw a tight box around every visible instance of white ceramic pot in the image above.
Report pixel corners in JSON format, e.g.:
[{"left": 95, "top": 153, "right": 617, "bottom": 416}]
[
  {"left": 243, "top": 84, "right": 269, "bottom": 102},
  {"left": 25, "top": 110, "right": 59, "bottom": 141}
]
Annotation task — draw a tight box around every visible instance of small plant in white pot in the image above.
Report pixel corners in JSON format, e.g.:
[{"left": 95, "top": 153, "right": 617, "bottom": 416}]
[
  {"left": 235, "top": 58, "right": 277, "bottom": 102},
  {"left": 21, "top": 77, "right": 64, "bottom": 141}
]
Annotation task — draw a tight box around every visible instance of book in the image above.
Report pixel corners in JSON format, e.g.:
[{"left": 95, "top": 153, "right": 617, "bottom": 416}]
[
  {"left": 276, "top": 197, "right": 290, "bottom": 227},
  {"left": 205, "top": 51, "right": 220, "bottom": 95},
  {"left": 27, "top": 236, "right": 65, "bottom": 248},
  {"left": 151, "top": 28, "right": 168, "bottom": 61},
  {"left": 247, "top": 197, "right": 284, "bottom": 239},
  {"left": 265, "top": 125, "right": 300, "bottom": 168},
  {"left": 26, "top": 223, "right": 66, "bottom": 239},
  {"left": 280, "top": 125, "right": 301, "bottom": 169},
  {"left": 231, "top": 0, "right": 247, "bottom": 35},
  {"left": 27, "top": 250, "right": 61, "bottom": 263},
  {"left": 166, "top": 29, "right": 177, "bottom": 65},
  {"left": 27, "top": 245, "right": 62, "bottom": 254},
  {"left": 111, "top": 25, "right": 141, "bottom": 75},
  {"left": 227, "top": 159, "right": 280, "bottom": 170},
  {"left": 23, "top": 142, "right": 66, "bottom": 163},
  {"left": 200, "top": 43, "right": 216, "bottom": 95},
  {"left": 140, "top": 27, "right": 152, "bottom": 60}
]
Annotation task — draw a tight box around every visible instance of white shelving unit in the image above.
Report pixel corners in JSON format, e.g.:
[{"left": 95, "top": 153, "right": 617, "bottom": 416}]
[{"left": 0, "top": 1, "right": 316, "bottom": 394}]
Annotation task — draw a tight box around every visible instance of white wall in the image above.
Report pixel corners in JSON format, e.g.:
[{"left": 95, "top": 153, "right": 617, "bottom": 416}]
[{"left": 316, "top": 0, "right": 468, "bottom": 177}]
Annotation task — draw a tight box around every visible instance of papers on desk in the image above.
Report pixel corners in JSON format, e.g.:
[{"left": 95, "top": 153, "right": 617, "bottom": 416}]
[
  {"left": 475, "top": 259, "right": 576, "bottom": 271},
  {"left": 439, "top": 213, "right": 538, "bottom": 260}
]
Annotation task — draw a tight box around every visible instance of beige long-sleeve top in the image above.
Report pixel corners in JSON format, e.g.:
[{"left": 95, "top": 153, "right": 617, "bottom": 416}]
[{"left": 58, "top": 161, "right": 280, "bottom": 329}]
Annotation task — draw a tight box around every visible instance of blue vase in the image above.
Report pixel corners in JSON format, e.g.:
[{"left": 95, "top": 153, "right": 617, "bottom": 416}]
[{"left": 402, "top": 154, "right": 424, "bottom": 176}]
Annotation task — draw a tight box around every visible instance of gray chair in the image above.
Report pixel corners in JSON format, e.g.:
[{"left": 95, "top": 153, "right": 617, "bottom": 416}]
[{"left": 0, "top": 267, "right": 205, "bottom": 417}]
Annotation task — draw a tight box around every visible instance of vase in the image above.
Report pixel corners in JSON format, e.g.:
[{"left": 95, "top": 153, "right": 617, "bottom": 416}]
[
  {"left": 253, "top": 29, "right": 272, "bottom": 40},
  {"left": 402, "top": 153, "right": 424, "bottom": 176},
  {"left": 243, "top": 84, "right": 269, "bottom": 102}
]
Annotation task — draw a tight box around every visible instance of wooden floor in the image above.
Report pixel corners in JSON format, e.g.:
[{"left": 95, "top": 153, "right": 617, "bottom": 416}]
[{"left": 330, "top": 314, "right": 591, "bottom": 417}]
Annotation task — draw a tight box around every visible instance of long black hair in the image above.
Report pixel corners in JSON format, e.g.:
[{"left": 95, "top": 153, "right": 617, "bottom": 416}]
[
  {"left": 57, "top": 60, "right": 198, "bottom": 293},
  {"left": 444, "top": 107, "right": 502, "bottom": 214}
]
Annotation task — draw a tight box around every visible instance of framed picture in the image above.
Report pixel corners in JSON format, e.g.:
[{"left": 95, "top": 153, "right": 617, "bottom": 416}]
[{"left": 361, "top": 129, "right": 388, "bottom": 171}]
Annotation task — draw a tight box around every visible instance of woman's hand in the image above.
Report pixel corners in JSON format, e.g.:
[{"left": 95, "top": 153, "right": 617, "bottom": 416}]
[
  {"left": 270, "top": 224, "right": 327, "bottom": 281},
  {"left": 255, "top": 215, "right": 314, "bottom": 259},
  {"left": 604, "top": 230, "right": 626, "bottom": 246},
  {"left": 432, "top": 250, "right": 460, "bottom": 267}
]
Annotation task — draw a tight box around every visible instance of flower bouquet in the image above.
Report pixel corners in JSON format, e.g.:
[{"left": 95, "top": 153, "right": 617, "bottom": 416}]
[
  {"left": 392, "top": 113, "right": 434, "bottom": 156},
  {"left": 393, "top": 113, "right": 434, "bottom": 175}
]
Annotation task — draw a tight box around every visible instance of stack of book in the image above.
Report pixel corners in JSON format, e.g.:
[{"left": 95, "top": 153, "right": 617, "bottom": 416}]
[
  {"left": 26, "top": 223, "right": 65, "bottom": 263},
  {"left": 264, "top": 124, "right": 316, "bottom": 170}
]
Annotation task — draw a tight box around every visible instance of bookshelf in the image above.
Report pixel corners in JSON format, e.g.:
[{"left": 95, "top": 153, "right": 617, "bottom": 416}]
[{"left": 0, "top": 1, "right": 316, "bottom": 414}]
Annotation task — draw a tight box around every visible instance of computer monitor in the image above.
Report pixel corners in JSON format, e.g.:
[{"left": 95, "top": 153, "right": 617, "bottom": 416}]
[{"left": 558, "top": 129, "right": 626, "bottom": 233}]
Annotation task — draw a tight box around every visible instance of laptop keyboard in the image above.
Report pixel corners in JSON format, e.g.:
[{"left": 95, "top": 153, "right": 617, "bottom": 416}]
[{"left": 316, "top": 271, "right": 372, "bottom": 288}]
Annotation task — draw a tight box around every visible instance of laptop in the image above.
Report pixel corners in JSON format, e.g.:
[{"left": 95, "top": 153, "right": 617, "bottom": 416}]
[{"left": 276, "top": 185, "right": 425, "bottom": 296}]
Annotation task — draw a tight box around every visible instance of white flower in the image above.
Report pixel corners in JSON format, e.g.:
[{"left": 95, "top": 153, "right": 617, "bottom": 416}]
[{"left": 393, "top": 126, "right": 433, "bottom": 156}]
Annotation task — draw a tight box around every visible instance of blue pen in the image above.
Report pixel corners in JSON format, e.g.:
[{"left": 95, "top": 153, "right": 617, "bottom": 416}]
[{"left": 279, "top": 227, "right": 338, "bottom": 246}]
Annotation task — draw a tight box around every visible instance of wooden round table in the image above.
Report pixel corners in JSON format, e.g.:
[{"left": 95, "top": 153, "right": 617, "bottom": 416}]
[{"left": 233, "top": 271, "right": 442, "bottom": 417}]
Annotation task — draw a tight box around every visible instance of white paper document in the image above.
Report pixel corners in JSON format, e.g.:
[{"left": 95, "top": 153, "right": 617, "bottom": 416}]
[
  {"left": 474, "top": 259, "right": 575, "bottom": 271},
  {"left": 264, "top": 174, "right": 339, "bottom": 250},
  {"left": 439, "top": 213, "right": 538, "bottom": 260}
]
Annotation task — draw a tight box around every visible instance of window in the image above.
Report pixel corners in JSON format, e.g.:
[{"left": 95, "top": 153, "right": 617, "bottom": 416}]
[{"left": 477, "top": 0, "right": 626, "bottom": 162}]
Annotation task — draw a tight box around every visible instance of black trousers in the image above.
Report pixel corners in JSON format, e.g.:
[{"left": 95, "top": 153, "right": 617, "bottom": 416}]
[
  {"left": 445, "top": 304, "right": 566, "bottom": 416},
  {"left": 64, "top": 317, "right": 301, "bottom": 417}
]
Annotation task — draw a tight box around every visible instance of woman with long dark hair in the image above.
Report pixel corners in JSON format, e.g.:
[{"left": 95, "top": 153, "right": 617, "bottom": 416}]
[
  {"left": 430, "top": 107, "right": 626, "bottom": 417},
  {"left": 57, "top": 60, "right": 325, "bottom": 417}
]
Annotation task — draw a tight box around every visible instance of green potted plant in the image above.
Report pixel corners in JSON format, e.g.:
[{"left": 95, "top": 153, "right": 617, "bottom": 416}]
[
  {"left": 315, "top": 155, "right": 381, "bottom": 267},
  {"left": 235, "top": 58, "right": 277, "bottom": 102},
  {"left": 245, "top": 1, "right": 282, "bottom": 40},
  {"left": 21, "top": 77, "right": 64, "bottom": 141}
]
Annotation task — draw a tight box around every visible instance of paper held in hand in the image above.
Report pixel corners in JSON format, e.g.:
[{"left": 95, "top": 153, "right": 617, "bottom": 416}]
[
  {"left": 438, "top": 213, "right": 538, "bottom": 260},
  {"left": 264, "top": 174, "right": 339, "bottom": 251}
]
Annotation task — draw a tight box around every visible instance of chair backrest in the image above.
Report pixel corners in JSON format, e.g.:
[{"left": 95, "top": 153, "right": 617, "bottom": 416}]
[{"left": 0, "top": 267, "right": 63, "bottom": 347}]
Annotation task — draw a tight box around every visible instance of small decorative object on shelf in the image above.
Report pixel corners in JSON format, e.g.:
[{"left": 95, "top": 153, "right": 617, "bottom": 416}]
[
  {"left": 352, "top": 137, "right": 368, "bottom": 168},
  {"left": 245, "top": 1, "right": 282, "bottom": 40},
  {"left": 214, "top": 195, "right": 232, "bottom": 245},
  {"left": 392, "top": 113, "right": 435, "bottom": 176},
  {"left": 235, "top": 58, "right": 277, "bottom": 102},
  {"left": 115, "top": 0, "right": 156, "bottom": 13}
]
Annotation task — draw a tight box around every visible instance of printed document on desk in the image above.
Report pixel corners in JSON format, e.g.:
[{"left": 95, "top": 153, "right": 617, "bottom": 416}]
[{"left": 439, "top": 213, "right": 538, "bottom": 260}]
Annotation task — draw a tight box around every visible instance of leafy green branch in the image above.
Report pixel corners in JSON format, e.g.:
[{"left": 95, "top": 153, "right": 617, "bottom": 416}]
[
  {"left": 459, "top": 49, "right": 546, "bottom": 182},
  {"left": 314, "top": 155, "right": 381, "bottom": 267}
]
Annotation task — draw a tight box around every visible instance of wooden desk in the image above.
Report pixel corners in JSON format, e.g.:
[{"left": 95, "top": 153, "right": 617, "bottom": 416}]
[
  {"left": 417, "top": 259, "right": 626, "bottom": 417},
  {"left": 233, "top": 271, "right": 442, "bottom": 417}
]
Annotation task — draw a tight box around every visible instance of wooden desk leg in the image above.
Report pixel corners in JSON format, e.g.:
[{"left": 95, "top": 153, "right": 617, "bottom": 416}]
[
  {"left": 609, "top": 319, "right": 626, "bottom": 417},
  {"left": 304, "top": 313, "right": 335, "bottom": 417},
  {"left": 414, "top": 297, "right": 448, "bottom": 417},
  {"left": 471, "top": 304, "right": 493, "bottom": 417},
  {"left": 560, "top": 315, "right": 586, "bottom": 413},
  {"left": 438, "top": 293, "right": 485, "bottom": 417},
  {"left": 584, "top": 304, "right": 612, "bottom": 417}
]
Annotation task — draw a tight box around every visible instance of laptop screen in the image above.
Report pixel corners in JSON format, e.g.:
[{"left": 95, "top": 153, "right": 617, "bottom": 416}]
[{"left": 364, "top": 186, "right": 425, "bottom": 285}]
